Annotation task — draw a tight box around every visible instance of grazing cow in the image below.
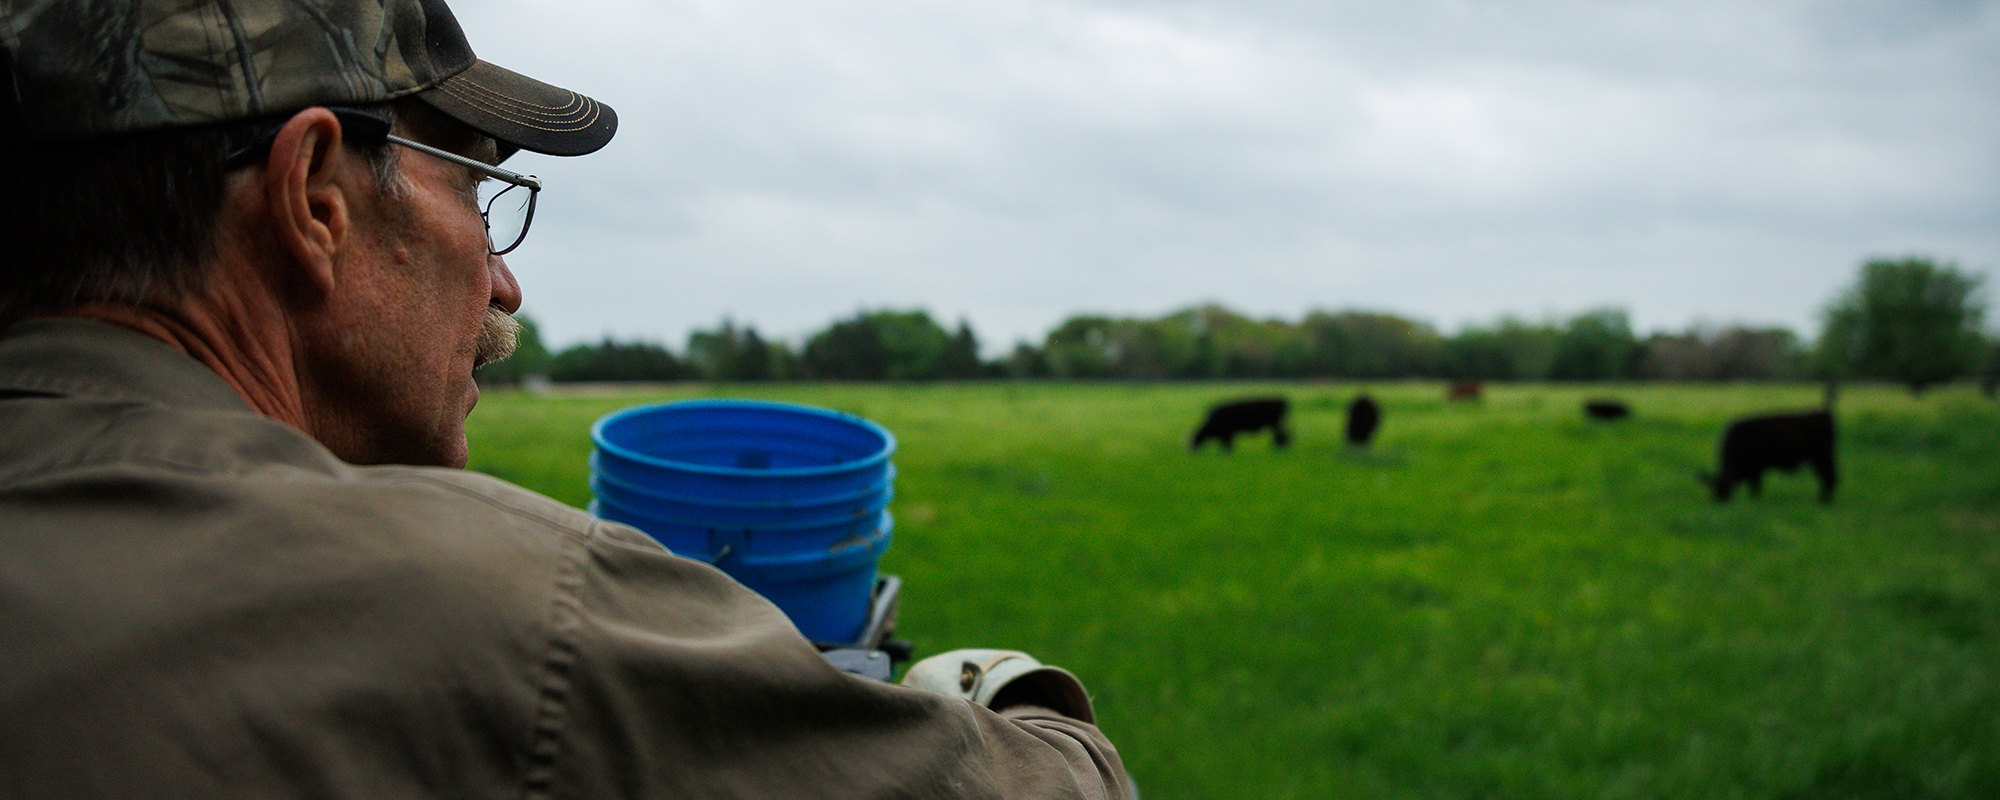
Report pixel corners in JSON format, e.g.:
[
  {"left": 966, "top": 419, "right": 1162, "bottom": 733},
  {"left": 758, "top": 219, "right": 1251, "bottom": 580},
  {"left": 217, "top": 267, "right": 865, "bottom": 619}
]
[
  {"left": 1583, "top": 399, "right": 1631, "bottom": 421},
  {"left": 1447, "top": 380, "right": 1483, "bottom": 402},
  {"left": 1700, "top": 409, "right": 1836, "bottom": 503},
  {"left": 1345, "top": 394, "right": 1381, "bottom": 448},
  {"left": 1190, "top": 397, "right": 1290, "bottom": 452}
]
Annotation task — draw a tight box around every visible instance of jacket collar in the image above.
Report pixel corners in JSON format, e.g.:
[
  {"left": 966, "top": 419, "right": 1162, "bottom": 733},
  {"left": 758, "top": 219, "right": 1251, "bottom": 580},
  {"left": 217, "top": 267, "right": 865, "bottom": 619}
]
[{"left": 0, "top": 318, "right": 257, "bottom": 413}]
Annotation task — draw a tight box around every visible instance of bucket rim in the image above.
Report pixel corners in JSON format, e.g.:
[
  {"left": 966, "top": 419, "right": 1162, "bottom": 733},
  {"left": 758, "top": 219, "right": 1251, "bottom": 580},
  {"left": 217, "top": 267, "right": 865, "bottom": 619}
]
[
  {"left": 590, "top": 482, "right": 891, "bottom": 534},
  {"left": 589, "top": 453, "right": 896, "bottom": 510},
  {"left": 591, "top": 399, "right": 896, "bottom": 479}
]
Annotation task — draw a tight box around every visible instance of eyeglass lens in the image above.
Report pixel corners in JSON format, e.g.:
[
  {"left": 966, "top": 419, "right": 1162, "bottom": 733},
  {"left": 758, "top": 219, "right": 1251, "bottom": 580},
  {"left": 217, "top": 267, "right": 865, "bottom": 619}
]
[{"left": 479, "top": 181, "right": 536, "bottom": 255}]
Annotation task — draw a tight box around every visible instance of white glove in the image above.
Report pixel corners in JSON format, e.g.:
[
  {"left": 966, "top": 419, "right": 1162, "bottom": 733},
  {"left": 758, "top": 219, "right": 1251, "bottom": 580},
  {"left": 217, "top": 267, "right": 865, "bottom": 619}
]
[{"left": 899, "top": 648, "right": 1096, "bottom": 724}]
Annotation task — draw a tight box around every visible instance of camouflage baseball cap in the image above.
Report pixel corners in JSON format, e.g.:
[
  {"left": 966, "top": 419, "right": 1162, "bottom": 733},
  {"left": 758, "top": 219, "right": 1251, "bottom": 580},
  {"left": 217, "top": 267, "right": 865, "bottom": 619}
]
[{"left": 0, "top": 0, "right": 615, "bottom": 156}]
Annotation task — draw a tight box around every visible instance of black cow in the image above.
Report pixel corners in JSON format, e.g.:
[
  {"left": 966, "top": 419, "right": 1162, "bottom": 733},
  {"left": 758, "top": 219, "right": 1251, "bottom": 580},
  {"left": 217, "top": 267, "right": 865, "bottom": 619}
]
[
  {"left": 1583, "top": 399, "right": 1631, "bottom": 421},
  {"left": 1700, "top": 410, "right": 1836, "bottom": 503},
  {"left": 1190, "top": 397, "right": 1290, "bottom": 452},
  {"left": 1345, "top": 394, "right": 1381, "bottom": 448}
]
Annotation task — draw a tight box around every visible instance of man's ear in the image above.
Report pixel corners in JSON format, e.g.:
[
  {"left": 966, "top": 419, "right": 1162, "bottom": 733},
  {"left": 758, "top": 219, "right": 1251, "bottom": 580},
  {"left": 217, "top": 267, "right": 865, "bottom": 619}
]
[{"left": 262, "top": 108, "right": 354, "bottom": 296}]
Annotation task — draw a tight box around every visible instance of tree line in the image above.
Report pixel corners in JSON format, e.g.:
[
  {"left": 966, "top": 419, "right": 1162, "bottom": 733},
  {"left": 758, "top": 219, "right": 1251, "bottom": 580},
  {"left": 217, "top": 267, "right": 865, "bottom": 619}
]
[{"left": 479, "top": 257, "right": 1995, "bottom": 393}]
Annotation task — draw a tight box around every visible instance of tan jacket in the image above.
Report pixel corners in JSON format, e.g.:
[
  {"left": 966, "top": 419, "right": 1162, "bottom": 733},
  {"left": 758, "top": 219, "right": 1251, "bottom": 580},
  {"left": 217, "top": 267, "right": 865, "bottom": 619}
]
[{"left": 0, "top": 318, "right": 1126, "bottom": 799}]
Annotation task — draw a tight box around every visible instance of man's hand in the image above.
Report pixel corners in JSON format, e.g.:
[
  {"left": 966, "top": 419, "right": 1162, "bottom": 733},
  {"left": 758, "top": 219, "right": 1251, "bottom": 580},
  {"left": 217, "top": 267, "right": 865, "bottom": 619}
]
[{"left": 899, "top": 649, "right": 1095, "bottom": 723}]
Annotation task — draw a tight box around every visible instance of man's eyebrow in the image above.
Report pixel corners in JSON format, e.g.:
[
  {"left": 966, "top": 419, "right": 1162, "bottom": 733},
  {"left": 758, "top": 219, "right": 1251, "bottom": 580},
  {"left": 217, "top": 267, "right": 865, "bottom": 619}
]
[
  {"left": 473, "top": 136, "right": 501, "bottom": 167},
  {"left": 456, "top": 138, "right": 500, "bottom": 192}
]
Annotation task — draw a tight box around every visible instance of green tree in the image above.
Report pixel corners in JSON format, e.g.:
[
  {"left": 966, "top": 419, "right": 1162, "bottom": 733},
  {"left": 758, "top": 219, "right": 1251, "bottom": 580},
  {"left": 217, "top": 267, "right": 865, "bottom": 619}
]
[
  {"left": 1042, "top": 315, "right": 1121, "bottom": 379},
  {"left": 802, "top": 309, "right": 953, "bottom": 380},
  {"left": 937, "top": 320, "right": 985, "bottom": 379},
  {"left": 1817, "top": 257, "right": 1988, "bottom": 394},
  {"left": 546, "top": 338, "right": 690, "bottom": 382},
  {"left": 1154, "top": 305, "right": 1303, "bottom": 379},
  {"left": 687, "top": 318, "right": 783, "bottom": 381},
  {"left": 1637, "top": 325, "right": 1802, "bottom": 381},
  {"left": 870, "top": 310, "right": 952, "bottom": 380},
  {"left": 1004, "top": 342, "right": 1051, "bottom": 378},
  {"left": 1300, "top": 310, "right": 1445, "bottom": 379},
  {"left": 1445, "top": 317, "right": 1561, "bottom": 380},
  {"left": 876, "top": 311, "right": 950, "bottom": 380},
  {"left": 735, "top": 327, "right": 775, "bottom": 381},
  {"left": 1549, "top": 308, "right": 1638, "bottom": 380},
  {"left": 802, "top": 315, "right": 888, "bottom": 380}
]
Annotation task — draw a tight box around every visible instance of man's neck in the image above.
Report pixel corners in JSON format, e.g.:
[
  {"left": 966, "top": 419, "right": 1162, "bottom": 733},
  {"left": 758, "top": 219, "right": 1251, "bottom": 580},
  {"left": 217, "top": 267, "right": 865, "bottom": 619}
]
[{"left": 63, "top": 294, "right": 308, "bottom": 430}]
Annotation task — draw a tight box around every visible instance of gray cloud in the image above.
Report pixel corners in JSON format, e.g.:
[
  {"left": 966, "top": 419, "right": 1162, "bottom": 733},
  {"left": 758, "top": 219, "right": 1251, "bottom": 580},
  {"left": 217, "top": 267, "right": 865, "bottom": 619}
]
[{"left": 464, "top": 0, "right": 2000, "bottom": 352}]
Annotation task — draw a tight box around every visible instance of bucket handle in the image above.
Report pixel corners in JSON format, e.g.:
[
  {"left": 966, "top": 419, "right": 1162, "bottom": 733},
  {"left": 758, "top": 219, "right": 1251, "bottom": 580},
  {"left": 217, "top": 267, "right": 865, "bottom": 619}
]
[{"left": 708, "top": 527, "right": 750, "bottom": 566}]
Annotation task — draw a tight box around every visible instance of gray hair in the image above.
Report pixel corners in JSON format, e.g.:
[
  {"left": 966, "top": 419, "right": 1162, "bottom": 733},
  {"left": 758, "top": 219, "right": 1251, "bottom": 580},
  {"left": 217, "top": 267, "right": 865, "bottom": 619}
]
[{"left": 0, "top": 104, "right": 402, "bottom": 327}]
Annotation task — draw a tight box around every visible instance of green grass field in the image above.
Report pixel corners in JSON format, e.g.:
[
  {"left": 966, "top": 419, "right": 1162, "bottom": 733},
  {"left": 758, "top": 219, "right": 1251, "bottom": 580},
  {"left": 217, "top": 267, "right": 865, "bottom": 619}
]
[{"left": 466, "top": 381, "right": 2000, "bottom": 799}]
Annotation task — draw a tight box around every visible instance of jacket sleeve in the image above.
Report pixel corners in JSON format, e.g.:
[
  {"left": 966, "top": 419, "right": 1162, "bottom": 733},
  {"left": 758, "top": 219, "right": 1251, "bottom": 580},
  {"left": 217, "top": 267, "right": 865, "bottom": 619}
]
[{"left": 532, "top": 520, "right": 1130, "bottom": 800}]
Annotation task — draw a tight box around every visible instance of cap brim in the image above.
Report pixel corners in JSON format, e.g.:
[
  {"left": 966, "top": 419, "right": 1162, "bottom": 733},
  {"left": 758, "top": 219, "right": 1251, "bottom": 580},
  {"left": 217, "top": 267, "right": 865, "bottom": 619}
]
[{"left": 416, "top": 60, "right": 617, "bottom": 158}]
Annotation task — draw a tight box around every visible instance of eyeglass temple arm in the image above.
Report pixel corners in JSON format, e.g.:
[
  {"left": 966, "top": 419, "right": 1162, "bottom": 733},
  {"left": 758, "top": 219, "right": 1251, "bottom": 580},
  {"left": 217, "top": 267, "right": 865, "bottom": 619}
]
[{"left": 384, "top": 133, "right": 542, "bottom": 192}]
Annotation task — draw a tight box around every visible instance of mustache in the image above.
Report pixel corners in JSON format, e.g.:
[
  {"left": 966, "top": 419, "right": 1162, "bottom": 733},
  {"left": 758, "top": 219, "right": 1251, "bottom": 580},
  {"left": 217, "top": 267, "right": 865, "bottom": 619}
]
[{"left": 473, "top": 306, "right": 523, "bottom": 369}]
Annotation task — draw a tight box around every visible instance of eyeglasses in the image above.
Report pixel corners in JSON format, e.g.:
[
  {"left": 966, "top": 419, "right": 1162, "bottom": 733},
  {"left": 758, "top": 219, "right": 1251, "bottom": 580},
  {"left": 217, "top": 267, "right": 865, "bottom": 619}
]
[
  {"left": 226, "top": 108, "right": 543, "bottom": 256},
  {"left": 382, "top": 129, "right": 541, "bottom": 256}
]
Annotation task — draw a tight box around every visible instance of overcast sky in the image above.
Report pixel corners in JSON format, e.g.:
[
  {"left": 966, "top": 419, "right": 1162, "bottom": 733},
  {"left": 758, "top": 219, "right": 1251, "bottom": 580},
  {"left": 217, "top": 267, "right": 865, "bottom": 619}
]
[{"left": 458, "top": 0, "right": 1999, "bottom": 355}]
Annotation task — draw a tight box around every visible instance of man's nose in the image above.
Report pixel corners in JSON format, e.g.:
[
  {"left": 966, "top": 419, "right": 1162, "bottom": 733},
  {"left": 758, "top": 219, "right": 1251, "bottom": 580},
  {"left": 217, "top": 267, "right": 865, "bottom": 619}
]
[{"left": 489, "top": 255, "right": 523, "bottom": 315}]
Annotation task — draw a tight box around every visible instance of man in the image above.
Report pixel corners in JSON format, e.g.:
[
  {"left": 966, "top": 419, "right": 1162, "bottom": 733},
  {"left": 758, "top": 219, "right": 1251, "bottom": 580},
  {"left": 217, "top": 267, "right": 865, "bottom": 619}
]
[{"left": 0, "top": 1, "right": 1127, "bottom": 797}]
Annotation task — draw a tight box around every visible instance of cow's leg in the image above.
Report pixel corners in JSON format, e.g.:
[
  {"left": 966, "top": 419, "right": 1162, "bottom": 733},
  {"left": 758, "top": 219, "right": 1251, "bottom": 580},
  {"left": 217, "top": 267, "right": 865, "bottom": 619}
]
[
  {"left": 1813, "top": 457, "right": 1837, "bottom": 503},
  {"left": 1271, "top": 425, "right": 1291, "bottom": 449},
  {"left": 1745, "top": 470, "right": 1763, "bottom": 498}
]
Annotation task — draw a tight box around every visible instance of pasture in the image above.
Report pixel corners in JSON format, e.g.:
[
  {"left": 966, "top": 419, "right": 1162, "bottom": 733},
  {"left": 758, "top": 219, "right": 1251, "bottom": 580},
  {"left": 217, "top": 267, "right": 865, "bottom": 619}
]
[{"left": 466, "top": 381, "right": 2000, "bottom": 799}]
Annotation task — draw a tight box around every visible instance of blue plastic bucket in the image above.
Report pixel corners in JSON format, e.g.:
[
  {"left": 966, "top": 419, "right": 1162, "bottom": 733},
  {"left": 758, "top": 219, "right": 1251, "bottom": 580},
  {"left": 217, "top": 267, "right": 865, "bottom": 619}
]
[
  {"left": 589, "top": 399, "right": 897, "bottom": 644},
  {"left": 589, "top": 458, "right": 895, "bottom": 530},
  {"left": 724, "top": 513, "right": 892, "bottom": 647},
  {"left": 589, "top": 475, "right": 892, "bottom": 556}
]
